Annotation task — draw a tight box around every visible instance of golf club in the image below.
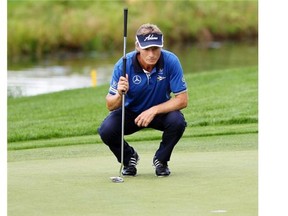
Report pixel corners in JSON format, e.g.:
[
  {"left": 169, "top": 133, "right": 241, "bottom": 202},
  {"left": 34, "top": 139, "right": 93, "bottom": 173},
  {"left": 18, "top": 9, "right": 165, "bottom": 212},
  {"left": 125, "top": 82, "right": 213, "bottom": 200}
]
[{"left": 110, "top": 8, "right": 128, "bottom": 183}]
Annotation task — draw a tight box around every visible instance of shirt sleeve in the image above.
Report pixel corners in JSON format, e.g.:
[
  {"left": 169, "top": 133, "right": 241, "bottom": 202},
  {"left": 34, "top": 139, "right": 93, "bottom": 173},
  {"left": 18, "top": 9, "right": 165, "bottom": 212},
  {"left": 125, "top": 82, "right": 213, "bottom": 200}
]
[
  {"left": 168, "top": 53, "right": 187, "bottom": 94},
  {"left": 108, "top": 60, "right": 122, "bottom": 95}
]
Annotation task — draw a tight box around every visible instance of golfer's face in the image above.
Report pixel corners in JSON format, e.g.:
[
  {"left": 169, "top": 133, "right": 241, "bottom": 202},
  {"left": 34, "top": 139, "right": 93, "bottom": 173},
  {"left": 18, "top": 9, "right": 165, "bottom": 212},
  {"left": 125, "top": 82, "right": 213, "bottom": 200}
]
[{"left": 139, "top": 47, "right": 161, "bottom": 66}]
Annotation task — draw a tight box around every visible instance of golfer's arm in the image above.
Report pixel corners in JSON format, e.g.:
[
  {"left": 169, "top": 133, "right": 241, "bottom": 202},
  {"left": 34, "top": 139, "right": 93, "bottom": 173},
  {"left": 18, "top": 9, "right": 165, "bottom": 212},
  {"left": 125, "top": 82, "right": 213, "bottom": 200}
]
[
  {"left": 106, "top": 93, "right": 123, "bottom": 111},
  {"left": 152, "top": 91, "right": 188, "bottom": 114}
]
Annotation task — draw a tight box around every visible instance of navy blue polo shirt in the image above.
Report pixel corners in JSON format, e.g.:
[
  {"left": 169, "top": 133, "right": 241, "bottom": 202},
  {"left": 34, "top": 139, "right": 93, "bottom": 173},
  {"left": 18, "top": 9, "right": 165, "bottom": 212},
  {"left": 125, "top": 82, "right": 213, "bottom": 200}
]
[{"left": 108, "top": 49, "right": 187, "bottom": 114}]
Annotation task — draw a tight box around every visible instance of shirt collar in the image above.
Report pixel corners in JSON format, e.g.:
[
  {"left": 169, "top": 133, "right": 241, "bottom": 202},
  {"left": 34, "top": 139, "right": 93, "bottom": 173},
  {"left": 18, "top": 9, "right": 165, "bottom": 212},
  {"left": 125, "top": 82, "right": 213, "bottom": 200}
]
[{"left": 132, "top": 51, "right": 164, "bottom": 73}]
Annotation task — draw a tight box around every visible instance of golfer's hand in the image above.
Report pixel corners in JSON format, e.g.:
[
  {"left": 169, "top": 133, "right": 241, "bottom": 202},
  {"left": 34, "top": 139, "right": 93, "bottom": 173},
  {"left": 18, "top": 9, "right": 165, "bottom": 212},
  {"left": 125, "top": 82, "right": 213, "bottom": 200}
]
[
  {"left": 135, "top": 107, "right": 157, "bottom": 127},
  {"left": 117, "top": 74, "right": 129, "bottom": 95}
]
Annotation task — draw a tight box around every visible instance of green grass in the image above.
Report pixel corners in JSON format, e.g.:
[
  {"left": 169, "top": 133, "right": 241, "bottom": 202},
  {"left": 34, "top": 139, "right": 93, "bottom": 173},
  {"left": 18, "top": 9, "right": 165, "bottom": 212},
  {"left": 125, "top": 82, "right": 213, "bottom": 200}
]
[
  {"left": 8, "top": 66, "right": 258, "bottom": 215},
  {"left": 8, "top": 87, "right": 108, "bottom": 143},
  {"left": 8, "top": 124, "right": 257, "bottom": 151},
  {"left": 8, "top": 66, "right": 258, "bottom": 146},
  {"left": 8, "top": 134, "right": 257, "bottom": 216}
]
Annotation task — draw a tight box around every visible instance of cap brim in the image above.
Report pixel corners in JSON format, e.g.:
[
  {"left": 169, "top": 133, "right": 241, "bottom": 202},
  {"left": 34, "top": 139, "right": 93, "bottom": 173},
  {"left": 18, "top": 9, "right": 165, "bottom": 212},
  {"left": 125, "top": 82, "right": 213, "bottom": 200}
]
[{"left": 138, "top": 43, "right": 163, "bottom": 49}]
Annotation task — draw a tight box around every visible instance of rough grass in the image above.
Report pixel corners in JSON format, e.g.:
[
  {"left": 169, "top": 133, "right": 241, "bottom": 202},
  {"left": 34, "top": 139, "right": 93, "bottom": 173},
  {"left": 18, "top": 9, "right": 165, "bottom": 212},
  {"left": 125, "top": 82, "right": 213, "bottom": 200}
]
[{"left": 7, "top": 66, "right": 258, "bottom": 146}]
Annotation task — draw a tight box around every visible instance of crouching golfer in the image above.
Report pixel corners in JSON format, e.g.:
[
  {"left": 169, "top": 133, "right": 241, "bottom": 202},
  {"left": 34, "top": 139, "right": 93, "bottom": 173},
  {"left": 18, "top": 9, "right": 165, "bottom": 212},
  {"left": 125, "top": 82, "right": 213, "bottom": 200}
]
[{"left": 98, "top": 23, "right": 188, "bottom": 177}]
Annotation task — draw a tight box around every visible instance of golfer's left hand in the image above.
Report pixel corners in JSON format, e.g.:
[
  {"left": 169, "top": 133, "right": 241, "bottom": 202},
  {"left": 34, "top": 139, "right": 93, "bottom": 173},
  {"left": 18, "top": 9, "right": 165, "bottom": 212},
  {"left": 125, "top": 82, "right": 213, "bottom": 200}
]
[{"left": 135, "top": 107, "right": 157, "bottom": 127}]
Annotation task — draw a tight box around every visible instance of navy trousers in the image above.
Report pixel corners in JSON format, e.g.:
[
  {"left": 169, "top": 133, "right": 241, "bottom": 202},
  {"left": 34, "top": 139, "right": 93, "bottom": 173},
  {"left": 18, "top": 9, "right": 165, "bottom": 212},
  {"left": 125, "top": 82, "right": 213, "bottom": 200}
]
[{"left": 98, "top": 108, "right": 187, "bottom": 166}]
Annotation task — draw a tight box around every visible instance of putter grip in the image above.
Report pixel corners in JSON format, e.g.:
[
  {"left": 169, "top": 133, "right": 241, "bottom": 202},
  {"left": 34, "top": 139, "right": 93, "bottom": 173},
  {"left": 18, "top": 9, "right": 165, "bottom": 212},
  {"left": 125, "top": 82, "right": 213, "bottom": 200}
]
[
  {"left": 124, "top": 8, "right": 128, "bottom": 37},
  {"left": 123, "top": 8, "right": 128, "bottom": 77},
  {"left": 122, "top": 57, "right": 127, "bottom": 77}
]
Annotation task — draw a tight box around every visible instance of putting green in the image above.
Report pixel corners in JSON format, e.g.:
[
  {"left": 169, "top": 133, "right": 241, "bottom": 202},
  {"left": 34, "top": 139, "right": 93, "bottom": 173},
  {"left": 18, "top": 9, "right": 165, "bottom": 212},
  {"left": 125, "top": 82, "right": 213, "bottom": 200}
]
[{"left": 8, "top": 133, "right": 257, "bottom": 216}]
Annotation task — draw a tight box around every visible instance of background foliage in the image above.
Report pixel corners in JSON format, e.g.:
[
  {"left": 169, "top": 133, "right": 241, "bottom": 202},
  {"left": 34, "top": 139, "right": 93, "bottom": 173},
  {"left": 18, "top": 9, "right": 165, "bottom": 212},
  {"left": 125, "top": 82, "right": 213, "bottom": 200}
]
[{"left": 8, "top": 0, "right": 258, "bottom": 60}]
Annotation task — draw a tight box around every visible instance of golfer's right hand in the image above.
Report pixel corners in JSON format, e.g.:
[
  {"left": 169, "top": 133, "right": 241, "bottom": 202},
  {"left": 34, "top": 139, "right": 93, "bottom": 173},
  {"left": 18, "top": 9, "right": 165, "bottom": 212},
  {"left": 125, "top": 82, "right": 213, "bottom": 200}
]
[{"left": 117, "top": 74, "right": 129, "bottom": 95}]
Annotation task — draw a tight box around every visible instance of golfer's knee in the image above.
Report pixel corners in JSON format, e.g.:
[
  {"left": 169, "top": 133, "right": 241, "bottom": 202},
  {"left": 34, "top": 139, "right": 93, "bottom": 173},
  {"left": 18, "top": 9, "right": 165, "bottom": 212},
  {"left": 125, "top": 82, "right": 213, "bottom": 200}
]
[
  {"left": 172, "top": 118, "right": 186, "bottom": 133},
  {"left": 168, "top": 112, "right": 187, "bottom": 132}
]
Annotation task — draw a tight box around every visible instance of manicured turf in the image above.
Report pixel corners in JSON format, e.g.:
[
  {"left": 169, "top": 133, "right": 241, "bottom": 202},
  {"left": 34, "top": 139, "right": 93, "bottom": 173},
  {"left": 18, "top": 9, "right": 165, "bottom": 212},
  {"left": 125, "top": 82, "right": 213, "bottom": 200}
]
[{"left": 8, "top": 133, "right": 257, "bottom": 216}]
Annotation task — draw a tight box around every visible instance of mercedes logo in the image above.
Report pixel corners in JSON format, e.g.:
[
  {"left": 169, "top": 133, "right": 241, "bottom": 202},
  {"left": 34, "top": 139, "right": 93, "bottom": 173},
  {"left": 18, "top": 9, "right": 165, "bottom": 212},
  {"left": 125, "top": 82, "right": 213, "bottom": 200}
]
[{"left": 132, "top": 75, "right": 142, "bottom": 84}]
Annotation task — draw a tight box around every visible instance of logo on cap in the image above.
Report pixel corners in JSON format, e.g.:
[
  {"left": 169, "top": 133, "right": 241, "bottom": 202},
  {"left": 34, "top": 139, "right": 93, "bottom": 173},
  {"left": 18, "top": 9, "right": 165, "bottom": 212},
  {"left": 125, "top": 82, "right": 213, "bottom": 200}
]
[
  {"left": 144, "top": 34, "right": 159, "bottom": 41},
  {"left": 136, "top": 33, "right": 163, "bottom": 49}
]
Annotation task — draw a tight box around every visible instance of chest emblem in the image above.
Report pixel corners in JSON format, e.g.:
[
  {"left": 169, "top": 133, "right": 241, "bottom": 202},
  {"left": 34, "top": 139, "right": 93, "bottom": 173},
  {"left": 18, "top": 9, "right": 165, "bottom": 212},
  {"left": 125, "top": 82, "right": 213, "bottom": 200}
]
[
  {"left": 157, "top": 75, "right": 166, "bottom": 81},
  {"left": 132, "top": 75, "right": 142, "bottom": 84}
]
